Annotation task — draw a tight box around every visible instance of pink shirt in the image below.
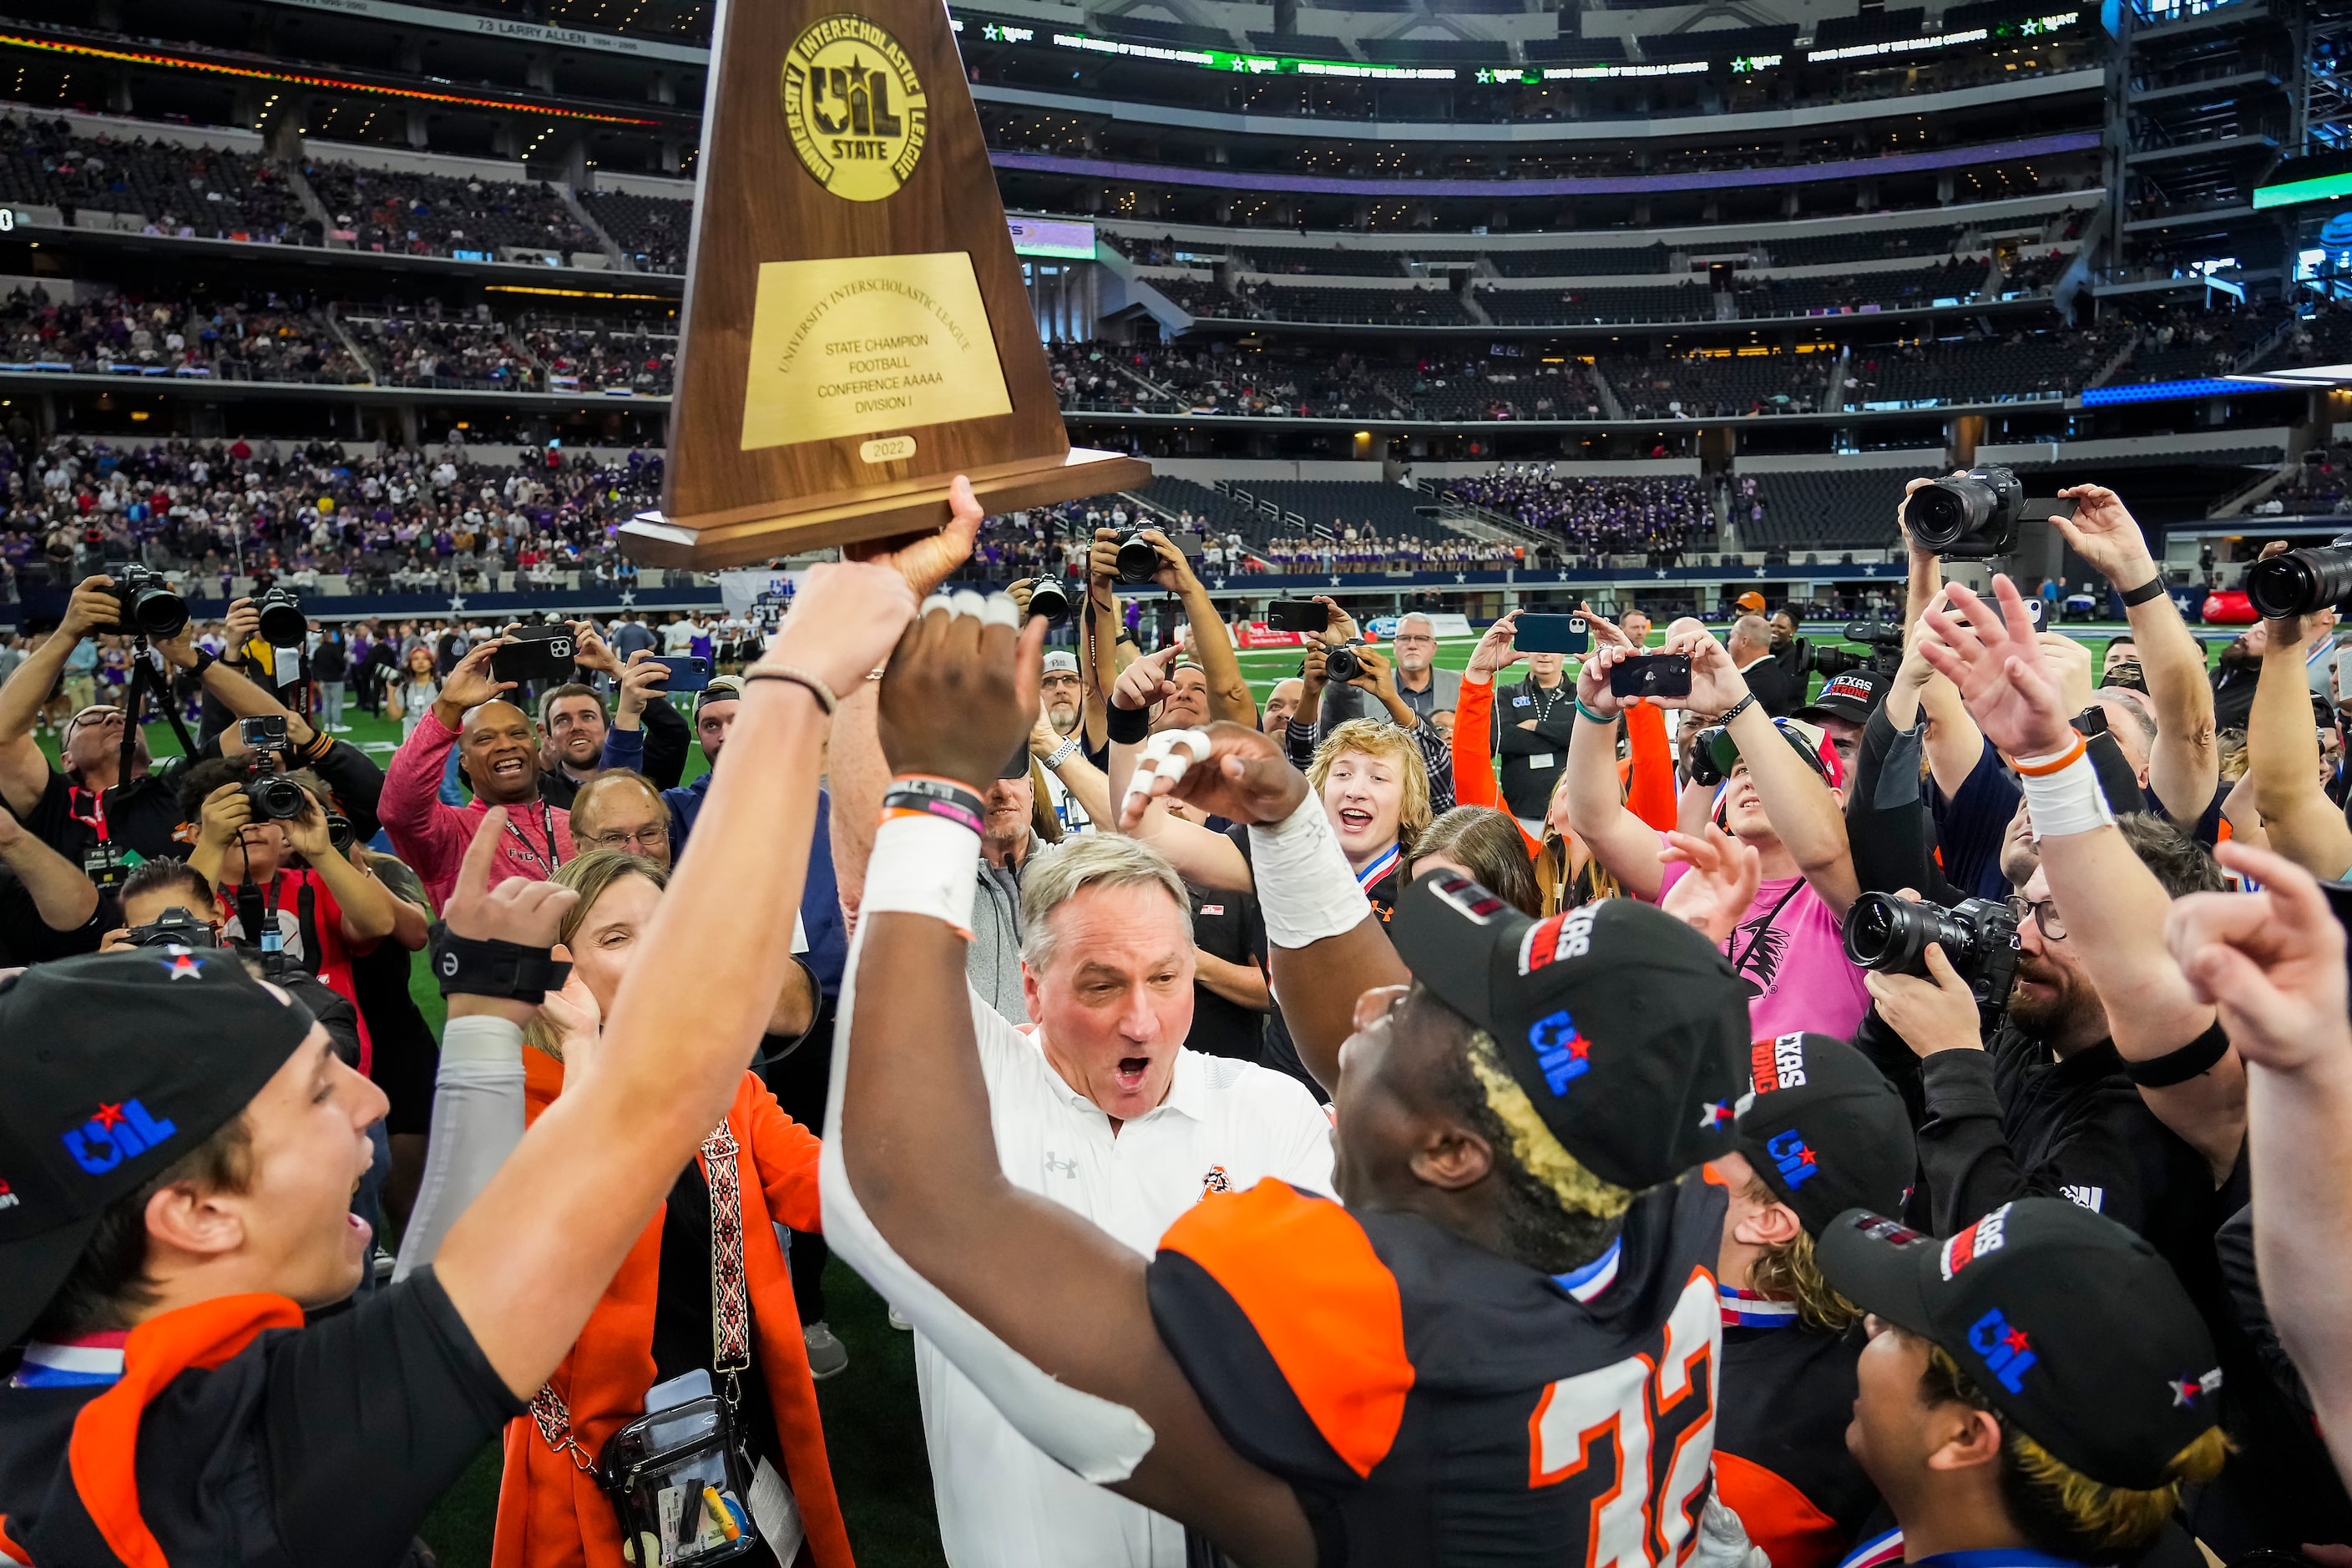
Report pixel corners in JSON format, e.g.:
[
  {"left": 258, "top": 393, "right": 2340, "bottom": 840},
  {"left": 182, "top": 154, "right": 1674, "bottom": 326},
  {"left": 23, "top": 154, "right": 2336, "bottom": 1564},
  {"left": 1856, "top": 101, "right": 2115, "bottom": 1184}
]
[
  {"left": 380, "top": 709, "right": 573, "bottom": 909},
  {"left": 1658, "top": 852, "right": 1870, "bottom": 1042}
]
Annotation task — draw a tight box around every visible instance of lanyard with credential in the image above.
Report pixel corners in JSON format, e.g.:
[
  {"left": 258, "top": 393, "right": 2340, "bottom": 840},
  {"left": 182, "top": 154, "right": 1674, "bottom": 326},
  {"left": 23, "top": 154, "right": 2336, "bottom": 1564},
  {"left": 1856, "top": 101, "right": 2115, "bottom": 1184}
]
[
  {"left": 503, "top": 802, "right": 563, "bottom": 875},
  {"left": 68, "top": 785, "right": 109, "bottom": 843}
]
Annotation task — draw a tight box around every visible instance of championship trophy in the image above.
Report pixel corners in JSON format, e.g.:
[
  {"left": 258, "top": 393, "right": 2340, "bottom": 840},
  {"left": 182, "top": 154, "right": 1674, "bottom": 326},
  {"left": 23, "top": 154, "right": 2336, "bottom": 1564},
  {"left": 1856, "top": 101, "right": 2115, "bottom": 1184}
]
[{"left": 620, "top": 0, "right": 1151, "bottom": 568}]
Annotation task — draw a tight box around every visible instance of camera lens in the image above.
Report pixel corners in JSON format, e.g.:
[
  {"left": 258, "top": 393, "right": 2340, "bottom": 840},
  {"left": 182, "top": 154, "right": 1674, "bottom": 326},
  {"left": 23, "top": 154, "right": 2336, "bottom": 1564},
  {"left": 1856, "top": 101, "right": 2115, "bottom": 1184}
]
[
  {"left": 1842, "top": 893, "right": 1939, "bottom": 973},
  {"left": 1904, "top": 482, "right": 1979, "bottom": 554},
  {"left": 246, "top": 774, "right": 308, "bottom": 821},
  {"left": 255, "top": 592, "right": 306, "bottom": 646},
  {"left": 1810, "top": 645, "right": 1864, "bottom": 678},
  {"left": 1115, "top": 533, "right": 1161, "bottom": 585},
  {"left": 124, "top": 578, "right": 189, "bottom": 640},
  {"left": 1027, "top": 577, "right": 1070, "bottom": 624},
  {"left": 2248, "top": 544, "right": 2352, "bottom": 621},
  {"left": 1326, "top": 645, "right": 1363, "bottom": 683}
]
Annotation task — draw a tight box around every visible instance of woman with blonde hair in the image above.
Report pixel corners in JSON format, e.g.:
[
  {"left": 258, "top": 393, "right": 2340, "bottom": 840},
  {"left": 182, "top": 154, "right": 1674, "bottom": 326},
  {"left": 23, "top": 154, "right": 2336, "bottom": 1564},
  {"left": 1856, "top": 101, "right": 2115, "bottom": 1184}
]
[{"left": 496, "top": 847, "right": 855, "bottom": 1568}]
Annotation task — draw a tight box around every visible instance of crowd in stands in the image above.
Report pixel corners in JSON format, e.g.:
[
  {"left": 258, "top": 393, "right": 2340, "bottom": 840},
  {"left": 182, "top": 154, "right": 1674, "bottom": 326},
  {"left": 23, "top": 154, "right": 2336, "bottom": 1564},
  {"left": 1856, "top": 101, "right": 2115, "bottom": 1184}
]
[
  {"left": 1444, "top": 465, "right": 1712, "bottom": 558},
  {"left": 0, "top": 287, "right": 367, "bottom": 383},
  {"left": 1609, "top": 350, "right": 1835, "bottom": 419},
  {"left": 304, "top": 164, "right": 599, "bottom": 260},
  {"left": 0, "top": 436, "right": 664, "bottom": 597},
  {"left": 1256, "top": 529, "right": 1520, "bottom": 570},
  {"left": 0, "top": 113, "right": 309, "bottom": 241}
]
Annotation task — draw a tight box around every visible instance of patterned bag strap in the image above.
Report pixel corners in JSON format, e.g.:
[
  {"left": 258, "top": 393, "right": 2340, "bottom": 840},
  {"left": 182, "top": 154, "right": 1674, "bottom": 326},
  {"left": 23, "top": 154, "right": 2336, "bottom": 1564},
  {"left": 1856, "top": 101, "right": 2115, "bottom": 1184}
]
[
  {"left": 529, "top": 1117, "right": 749, "bottom": 1464},
  {"left": 529, "top": 1383, "right": 600, "bottom": 1474},
  {"left": 702, "top": 1119, "right": 753, "bottom": 1399}
]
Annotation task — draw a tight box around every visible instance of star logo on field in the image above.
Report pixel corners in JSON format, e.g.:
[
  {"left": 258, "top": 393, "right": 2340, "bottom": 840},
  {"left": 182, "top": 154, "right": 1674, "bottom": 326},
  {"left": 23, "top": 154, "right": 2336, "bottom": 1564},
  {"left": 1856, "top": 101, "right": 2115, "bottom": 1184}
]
[
  {"left": 1328, "top": 575, "right": 1341, "bottom": 586},
  {"left": 1753, "top": 566, "right": 1767, "bottom": 578}
]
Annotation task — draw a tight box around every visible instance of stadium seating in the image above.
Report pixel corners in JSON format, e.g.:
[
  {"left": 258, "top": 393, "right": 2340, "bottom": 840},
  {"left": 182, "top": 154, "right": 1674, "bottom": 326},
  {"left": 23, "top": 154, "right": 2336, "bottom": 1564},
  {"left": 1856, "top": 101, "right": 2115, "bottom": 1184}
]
[
  {"left": 1737, "top": 469, "right": 1913, "bottom": 550},
  {"left": 579, "top": 190, "right": 690, "bottom": 273}
]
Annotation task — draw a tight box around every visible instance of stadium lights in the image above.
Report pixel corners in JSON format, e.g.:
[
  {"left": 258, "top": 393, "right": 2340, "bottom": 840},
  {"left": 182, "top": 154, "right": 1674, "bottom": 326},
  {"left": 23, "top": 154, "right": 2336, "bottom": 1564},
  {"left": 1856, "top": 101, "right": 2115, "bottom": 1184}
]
[
  {"left": 0, "top": 31, "right": 663, "bottom": 124},
  {"left": 2225, "top": 365, "right": 2352, "bottom": 388}
]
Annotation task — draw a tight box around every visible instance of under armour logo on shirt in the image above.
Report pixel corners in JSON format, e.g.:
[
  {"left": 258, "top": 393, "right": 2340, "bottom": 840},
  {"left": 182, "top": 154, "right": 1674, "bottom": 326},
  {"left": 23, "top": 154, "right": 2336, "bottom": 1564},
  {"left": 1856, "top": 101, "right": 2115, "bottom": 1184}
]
[{"left": 1043, "top": 1153, "right": 1078, "bottom": 1180}]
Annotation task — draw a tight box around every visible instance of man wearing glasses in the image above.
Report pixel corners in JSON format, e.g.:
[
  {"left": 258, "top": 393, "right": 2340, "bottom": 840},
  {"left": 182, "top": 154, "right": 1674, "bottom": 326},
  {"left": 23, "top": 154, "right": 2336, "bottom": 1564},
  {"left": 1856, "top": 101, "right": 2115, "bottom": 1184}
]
[{"left": 1853, "top": 810, "right": 2236, "bottom": 1277}]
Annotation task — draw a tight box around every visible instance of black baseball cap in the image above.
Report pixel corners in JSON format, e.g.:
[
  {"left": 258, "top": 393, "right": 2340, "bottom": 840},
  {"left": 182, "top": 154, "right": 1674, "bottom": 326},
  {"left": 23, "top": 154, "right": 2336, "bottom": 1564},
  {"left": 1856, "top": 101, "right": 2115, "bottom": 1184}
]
[
  {"left": 1797, "top": 669, "right": 1886, "bottom": 728},
  {"left": 1392, "top": 871, "right": 1752, "bottom": 1191},
  {"left": 1734, "top": 1032, "right": 1915, "bottom": 1235},
  {"left": 0, "top": 951, "right": 317, "bottom": 1347},
  {"left": 1818, "top": 1198, "right": 2222, "bottom": 1490}
]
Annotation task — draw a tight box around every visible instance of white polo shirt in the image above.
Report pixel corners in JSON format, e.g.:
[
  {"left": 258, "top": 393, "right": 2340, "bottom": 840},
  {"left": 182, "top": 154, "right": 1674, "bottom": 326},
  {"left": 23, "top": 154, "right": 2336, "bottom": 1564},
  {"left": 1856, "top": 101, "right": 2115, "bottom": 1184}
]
[{"left": 918, "top": 987, "right": 1334, "bottom": 1568}]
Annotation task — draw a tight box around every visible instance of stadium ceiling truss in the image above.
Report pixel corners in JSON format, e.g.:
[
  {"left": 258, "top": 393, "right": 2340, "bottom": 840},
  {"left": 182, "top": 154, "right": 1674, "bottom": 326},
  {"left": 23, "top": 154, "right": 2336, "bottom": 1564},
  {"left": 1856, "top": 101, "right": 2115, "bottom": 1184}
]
[{"left": 2306, "top": 12, "right": 2352, "bottom": 154}]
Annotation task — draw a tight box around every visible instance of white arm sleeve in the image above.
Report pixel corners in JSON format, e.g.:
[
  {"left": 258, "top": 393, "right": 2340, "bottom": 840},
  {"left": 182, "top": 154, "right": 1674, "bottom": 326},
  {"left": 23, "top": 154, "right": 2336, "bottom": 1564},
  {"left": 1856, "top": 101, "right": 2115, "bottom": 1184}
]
[
  {"left": 820, "top": 918, "right": 1157, "bottom": 1485},
  {"left": 391, "top": 1014, "right": 527, "bottom": 1283}
]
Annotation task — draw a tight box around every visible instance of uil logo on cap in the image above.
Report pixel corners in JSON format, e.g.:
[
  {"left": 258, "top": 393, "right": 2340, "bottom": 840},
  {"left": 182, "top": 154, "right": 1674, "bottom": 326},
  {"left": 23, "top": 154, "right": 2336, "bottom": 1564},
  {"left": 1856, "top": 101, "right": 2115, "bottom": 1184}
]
[
  {"left": 1766, "top": 1128, "right": 1820, "bottom": 1187},
  {"left": 1528, "top": 1010, "right": 1591, "bottom": 1095},
  {"left": 1968, "top": 1309, "right": 2038, "bottom": 1393},
  {"left": 1750, "top": 1034, "right": 1808, "bottom": 1093},
  {"left": 60, "top": 1099, "right": 179, "bottom": 1175},
  {"left": 1941, "top": 1201, "right": 2011, "bottom": 1280}
]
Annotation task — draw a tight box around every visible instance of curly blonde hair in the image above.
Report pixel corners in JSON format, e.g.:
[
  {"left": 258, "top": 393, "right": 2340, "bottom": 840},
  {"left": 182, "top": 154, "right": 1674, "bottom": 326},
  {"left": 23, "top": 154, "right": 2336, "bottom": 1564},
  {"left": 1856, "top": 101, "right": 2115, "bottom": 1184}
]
[{"left": 1739, "top": 1176, "right": 1863, "bottom": 1334}]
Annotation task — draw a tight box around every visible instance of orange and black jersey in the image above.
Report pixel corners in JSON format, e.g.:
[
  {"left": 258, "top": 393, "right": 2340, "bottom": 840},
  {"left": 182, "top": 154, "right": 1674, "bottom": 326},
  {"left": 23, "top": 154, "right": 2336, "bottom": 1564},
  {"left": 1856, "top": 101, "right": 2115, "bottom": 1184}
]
[
  {"left": 1147, "top": 1172, "right": 1729, "bottom": 1567},
  {"left": 1714, "top": 1307, "right": 1880, "bottom": 1568}
]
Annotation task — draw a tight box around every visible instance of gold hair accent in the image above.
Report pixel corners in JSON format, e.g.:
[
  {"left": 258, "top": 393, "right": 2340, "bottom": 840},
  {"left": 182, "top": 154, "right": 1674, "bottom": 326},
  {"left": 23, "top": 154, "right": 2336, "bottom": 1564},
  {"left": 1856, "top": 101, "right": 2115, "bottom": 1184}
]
[{"left": 1465, "top": 1030, "right": 1635, "bottom": 1219}]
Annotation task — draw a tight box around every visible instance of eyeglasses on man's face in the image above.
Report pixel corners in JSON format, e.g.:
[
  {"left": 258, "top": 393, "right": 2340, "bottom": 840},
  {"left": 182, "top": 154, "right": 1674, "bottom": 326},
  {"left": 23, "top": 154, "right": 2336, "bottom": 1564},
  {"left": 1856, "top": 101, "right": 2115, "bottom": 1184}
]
[
  {"left": 582, "top": 823, "right": 668, "bottom": 851},
  {"left": 2006, "top": 894, "right": 2066, "bottom": 943}
]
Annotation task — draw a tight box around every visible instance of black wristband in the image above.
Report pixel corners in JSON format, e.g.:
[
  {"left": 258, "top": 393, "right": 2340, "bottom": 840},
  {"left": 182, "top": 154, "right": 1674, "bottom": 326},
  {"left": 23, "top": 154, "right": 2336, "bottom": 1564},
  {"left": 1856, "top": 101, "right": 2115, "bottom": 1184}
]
[
  {"left": 190, "top": 647, "right": 215, "bottom": 676},
  {"left": 2121, "top": 575, "right": 2167, "bottom": 608},
  {"left": 2122, "top": 1024, "right": 2231, "bottom": 1087},
  {"left": 429, "top": 922, "right": 572, "bottom": 1004},
  {"left": 1105, "top": 701, "right": 1151, "bottom": 746}
]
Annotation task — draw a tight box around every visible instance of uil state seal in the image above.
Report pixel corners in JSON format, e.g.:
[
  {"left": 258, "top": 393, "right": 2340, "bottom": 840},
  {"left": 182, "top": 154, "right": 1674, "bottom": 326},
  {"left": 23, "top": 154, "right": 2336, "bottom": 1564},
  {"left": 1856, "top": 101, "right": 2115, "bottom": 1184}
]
[{"left": 781, "top": 15, "right": 928, "bottom": 201}]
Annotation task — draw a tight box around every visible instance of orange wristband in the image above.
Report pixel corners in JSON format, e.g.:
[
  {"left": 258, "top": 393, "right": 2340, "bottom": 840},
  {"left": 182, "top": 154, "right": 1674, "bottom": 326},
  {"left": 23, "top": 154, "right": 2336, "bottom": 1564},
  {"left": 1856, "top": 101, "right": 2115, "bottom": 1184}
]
[{"left": 2011, "top": 736, "right": 2087, "bottom": 777}]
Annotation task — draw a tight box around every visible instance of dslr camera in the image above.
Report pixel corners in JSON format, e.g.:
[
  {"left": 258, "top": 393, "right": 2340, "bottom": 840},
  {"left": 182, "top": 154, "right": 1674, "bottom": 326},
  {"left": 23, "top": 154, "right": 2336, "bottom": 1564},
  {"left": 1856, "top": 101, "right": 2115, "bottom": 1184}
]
[
  {"left": 2248, "top": 534, "right": 2352, "bottom": 621},
  {"left": 252, "top": 587, "right": 307, "bottom": 647},
  {"left": 1024, "top": 576, "right": 1070, "bottom": 625},
  {"left": 1324, "top": 644, "right": 1365, "bottom": 683},
  {"left": 109, "top": 565, "right": 189, "bottom": 641},
  {"left": 1115, "top": 532, "right": 1166, "bottom": 585},
  {"left": 239, "top": 717, "right": 308, "bottom": 822},
  {"left": 123, "top": 905, "right": 220, "bottom": 948},
  {"left": 1809, "top": 621, "right": 1906, "bottom": 679},
  {"left": 1842, "top": 892, "right": 2021, "bottom": 1024},
  {"left": 1904, "top": 467, "right": 2024, "bottom": 559}
]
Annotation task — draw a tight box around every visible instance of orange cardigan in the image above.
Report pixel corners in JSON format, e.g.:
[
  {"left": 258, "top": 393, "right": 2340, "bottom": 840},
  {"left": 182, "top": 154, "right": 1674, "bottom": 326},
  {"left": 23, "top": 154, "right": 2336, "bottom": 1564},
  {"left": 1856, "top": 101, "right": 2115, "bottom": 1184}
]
[
  {"left": 1452, "top": 675, "right": 1679, "bottom": 857},
  {"left": 493, "top": 1050, "right": 855, "bottom": 1568}
]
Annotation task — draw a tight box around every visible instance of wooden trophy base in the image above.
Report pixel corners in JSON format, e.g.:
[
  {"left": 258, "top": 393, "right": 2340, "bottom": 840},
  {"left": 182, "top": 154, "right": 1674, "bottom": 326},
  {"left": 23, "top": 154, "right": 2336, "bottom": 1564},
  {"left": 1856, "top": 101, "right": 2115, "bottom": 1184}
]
[{"left": 622, "top": 448, "right": 1153, "bottom": 570}]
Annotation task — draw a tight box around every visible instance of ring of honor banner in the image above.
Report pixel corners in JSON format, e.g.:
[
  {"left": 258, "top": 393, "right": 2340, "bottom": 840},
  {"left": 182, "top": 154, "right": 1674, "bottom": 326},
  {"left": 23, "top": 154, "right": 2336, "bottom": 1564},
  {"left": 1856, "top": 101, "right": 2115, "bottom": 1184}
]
[{"left": 620, "top": 0, "right": 1149, "bottom": 567}]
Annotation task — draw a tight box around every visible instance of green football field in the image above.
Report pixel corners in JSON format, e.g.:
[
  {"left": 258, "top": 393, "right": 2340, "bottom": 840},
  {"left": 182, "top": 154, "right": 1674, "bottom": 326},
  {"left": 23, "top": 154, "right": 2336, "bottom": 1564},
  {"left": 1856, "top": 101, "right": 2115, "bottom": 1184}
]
[{"left": 58, "top": 615, "right": 2165, "bottom": 1568}]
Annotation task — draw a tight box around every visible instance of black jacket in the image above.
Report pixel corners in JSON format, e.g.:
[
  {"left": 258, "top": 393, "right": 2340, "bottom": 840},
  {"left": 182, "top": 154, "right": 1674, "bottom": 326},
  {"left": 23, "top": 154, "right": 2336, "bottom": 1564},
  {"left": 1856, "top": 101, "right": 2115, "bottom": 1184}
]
[
  {"left": 1741, "top": 655, "right": 1803, "bottom": 719},
  {"left": 1492, "top": 673, "right": 1576, "bottom": 819}
]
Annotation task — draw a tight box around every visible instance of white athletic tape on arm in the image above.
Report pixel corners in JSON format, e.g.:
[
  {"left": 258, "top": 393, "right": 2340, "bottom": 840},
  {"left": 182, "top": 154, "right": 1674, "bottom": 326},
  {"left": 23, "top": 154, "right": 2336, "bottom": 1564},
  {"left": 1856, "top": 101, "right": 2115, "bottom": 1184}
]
[
  {"left": 820, "top": 926, "right": 1157, "bottom": 1483},
  {"left": 862, "top": 811, "right": 980, "bottom": 938},
  {"left": 2016, "top": 746, "right": 2115, "bottom": 841},
  {"left": 1251, "top": 791, "right": 1373, "bottom": 949}
]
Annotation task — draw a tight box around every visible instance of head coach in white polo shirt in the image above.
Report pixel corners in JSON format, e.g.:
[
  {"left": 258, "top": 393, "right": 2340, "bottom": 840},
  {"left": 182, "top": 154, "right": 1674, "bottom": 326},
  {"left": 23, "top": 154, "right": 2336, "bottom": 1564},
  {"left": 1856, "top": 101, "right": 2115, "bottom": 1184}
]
[{"left": 913, "top": 833, "right": 1333, "bottom": 1567}]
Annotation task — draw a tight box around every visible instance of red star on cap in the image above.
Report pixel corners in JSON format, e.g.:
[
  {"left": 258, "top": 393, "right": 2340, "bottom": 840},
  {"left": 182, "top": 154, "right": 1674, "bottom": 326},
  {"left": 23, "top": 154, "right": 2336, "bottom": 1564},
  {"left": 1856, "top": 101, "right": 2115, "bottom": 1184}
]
[
  {"left": 1565, "top": 1036, "right": 1590, "bottom": 1061},
  {"left": 2003, "top": 1326, "right": 2031, "bottom": 1355},
  {"left": 91, "top": 1103, "right": 127, "bottom": 1130},
  {"left": 160, "top": 951, "right": 204, "bottom": 979},
  {"left": 1798, "top": 1146, "right": 1818, "bottom": 1166}
]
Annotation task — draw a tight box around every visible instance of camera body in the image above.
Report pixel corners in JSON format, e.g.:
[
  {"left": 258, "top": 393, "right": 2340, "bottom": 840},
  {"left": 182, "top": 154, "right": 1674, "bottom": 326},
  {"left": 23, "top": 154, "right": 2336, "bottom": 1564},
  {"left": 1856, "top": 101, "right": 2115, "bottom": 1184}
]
[
  {"left": 243, "top": 762, "right": 310, "bottom": 822},
  {"left": 1325, "top": 645, "right": 1365, "bottom": 684},
  {"left": 111, "top": 565, "right": 189, "bottom": 641},
  {"left": 252, "top": 587, "right": 306, "bottom": 647},
  {"left": 1905, "top": 467, "right": 2025, "bottom": 559},
  {"left": 1810, "top": 620, "right": 1907, "bottom": 678},
  {"left": 1025, "top": 576, "right": 1071, "bottom": 625},
  {"left": 124, "top": 905, "right": 221, "bottom": 948},
  {"left": 2247, "top": 533, "right": 2352, "bottom": 621},
  {"left": 1842, "top": 892, "right": 2021, "bottom": 1023}
]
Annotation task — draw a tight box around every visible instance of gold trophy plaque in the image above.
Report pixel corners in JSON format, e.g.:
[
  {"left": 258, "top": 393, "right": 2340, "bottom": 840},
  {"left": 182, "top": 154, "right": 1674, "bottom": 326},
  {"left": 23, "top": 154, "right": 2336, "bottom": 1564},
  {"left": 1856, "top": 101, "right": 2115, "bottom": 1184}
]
[{"left": 620, "top": 1, "right": 1151, "bottom": 569}]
